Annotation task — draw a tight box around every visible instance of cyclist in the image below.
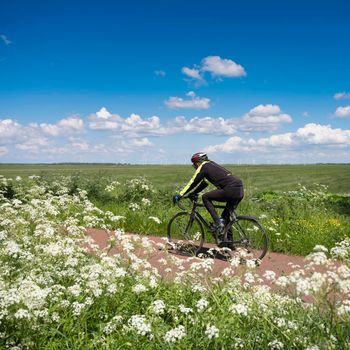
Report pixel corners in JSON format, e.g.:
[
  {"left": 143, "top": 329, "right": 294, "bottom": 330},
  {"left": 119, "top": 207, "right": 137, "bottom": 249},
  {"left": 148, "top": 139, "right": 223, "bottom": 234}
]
[{"left": 173, "top": 152, "right": 244, "bottom": 246}]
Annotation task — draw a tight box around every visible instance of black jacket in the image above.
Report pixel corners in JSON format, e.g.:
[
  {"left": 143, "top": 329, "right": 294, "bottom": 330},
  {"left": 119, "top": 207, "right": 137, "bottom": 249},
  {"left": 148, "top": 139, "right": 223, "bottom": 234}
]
[{"left": 180, "top": 161, "right": 243, "bottom": 196}]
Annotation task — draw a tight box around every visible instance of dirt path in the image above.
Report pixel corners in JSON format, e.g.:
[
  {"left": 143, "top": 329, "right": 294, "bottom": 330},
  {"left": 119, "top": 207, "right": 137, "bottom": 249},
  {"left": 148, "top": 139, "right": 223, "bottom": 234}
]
[{"left": 85, "top": 228, "right": 322, "bottom": 282}]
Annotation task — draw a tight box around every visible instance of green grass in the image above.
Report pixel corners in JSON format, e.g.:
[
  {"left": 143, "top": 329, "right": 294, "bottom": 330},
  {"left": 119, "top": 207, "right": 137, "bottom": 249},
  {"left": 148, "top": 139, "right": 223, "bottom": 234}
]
[
  {"left": 1, "top": 167, "right": 350, "bottom": 349},
  {"left": 1, "top": 164, "right": 349, "bottom": 256},
  {"left": 1, "top": 163, "right": 350, "bottom": 193}
]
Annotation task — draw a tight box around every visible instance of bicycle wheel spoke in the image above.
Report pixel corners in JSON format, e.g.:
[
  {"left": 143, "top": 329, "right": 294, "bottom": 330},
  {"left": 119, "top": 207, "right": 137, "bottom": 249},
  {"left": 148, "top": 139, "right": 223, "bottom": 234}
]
[
  {"left": 167, "top": 212, "right": 204, "bottom": 256},
  {"left": 232, "top": 217, "right": 268, "bottom": 260}
]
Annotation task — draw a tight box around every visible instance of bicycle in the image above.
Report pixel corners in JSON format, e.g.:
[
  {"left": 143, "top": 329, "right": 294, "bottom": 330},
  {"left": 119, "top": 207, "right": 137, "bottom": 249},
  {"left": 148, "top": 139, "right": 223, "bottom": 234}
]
[{"left": 167, "top": 194, "right": 268, "bottom": 260}]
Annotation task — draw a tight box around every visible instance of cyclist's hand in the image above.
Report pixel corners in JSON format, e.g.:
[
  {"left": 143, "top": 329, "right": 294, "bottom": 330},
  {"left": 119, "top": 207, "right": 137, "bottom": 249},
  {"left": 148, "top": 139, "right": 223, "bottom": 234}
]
[
  {"left": 172, "top": 194, "right": 182, "bottom": 204},
  {"left": 188, "top": 192, "right": 198, "bottom": 201}
]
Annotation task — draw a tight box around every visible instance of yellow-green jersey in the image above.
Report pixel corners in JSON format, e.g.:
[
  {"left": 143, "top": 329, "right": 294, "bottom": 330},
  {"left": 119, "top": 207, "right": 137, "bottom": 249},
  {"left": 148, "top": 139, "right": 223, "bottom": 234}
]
[{"left": 180, "top": 161, "right": 243, "bottom": 196}]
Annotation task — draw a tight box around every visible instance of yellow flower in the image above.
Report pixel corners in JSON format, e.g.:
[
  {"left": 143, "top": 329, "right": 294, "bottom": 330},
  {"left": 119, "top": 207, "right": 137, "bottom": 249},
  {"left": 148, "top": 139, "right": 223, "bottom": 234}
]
[{"left": 327, "top": 218, "right": 340, "bottom": 227}]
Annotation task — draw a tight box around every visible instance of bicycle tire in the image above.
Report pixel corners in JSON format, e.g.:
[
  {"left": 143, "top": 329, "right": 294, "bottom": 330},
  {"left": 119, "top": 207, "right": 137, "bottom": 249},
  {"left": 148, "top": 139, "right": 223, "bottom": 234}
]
[
  {"left": 167, "top": 211, "right": 204, "bottom": 256},
  {"left": 232, "top": 216, "right": 268, "bottom": 260}
]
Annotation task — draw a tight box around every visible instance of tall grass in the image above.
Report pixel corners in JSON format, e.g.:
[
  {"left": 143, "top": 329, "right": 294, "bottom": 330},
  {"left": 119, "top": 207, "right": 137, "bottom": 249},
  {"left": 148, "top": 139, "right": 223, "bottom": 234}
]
[
  {"left": 1, "top": 170, "right": 349, "bottom": 256},
  {"left": 1, "top": 175, "right": 350, "bottom": 349}
]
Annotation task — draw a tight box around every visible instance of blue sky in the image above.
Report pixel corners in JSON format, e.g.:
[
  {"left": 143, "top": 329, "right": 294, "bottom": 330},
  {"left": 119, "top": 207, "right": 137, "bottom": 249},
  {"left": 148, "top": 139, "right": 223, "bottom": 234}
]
[{"left": 1, "top": 0, "right": 350, "bottom": 163}]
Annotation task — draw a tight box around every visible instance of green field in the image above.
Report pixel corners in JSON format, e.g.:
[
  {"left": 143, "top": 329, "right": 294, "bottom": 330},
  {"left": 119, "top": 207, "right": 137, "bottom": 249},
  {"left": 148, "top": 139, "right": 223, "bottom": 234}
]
[
  {"left": 1, "top": 163, "right": 350, "bottom": 193},
  {"left": 1, "top": 164, "right": 350, "bottom": 349},
  {"left": 0, "top": 164, "right": 350, "bottom": 255},
  {"left": 1, "top": 163, "right": 350, "bottom": 256}
]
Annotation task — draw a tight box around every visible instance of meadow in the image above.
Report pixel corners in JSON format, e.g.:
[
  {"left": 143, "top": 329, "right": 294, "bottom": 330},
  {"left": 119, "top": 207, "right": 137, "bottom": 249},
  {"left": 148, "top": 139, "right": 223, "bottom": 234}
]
[
  {"left": 1, "top": 164, "right": 350, "bottom": 349},
  {"left": 1, "top": 163, "right": 349, "bottom": 256}
]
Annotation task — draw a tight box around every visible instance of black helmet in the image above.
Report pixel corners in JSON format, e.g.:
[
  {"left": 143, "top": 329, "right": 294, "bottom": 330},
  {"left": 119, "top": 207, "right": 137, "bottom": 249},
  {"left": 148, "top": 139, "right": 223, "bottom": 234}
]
[{"left": 191, "top": 152, "right": 208, "bottom": 164}]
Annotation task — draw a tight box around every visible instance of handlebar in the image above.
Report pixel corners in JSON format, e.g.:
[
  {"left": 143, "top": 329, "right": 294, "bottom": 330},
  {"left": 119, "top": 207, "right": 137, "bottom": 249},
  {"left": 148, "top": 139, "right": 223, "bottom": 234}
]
[{"left": 176, "top": 194, "right": 197, "bottom": 210}]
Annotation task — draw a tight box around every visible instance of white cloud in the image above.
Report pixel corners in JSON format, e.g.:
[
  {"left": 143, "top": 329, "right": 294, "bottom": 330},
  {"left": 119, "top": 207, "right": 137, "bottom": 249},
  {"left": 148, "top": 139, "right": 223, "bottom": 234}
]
[
  {"left": 89, "top": 107, "right": 124, "bottom": 130},
  {"left": 15, "top": 137, "right": 51, "bottom": 152},
  {"left": 89, "top": 104, "right": 290, "bottom": 136},
  {"left": 201, "top": 56, "right": 246, "bottom": 78},
  {"left": 130, "top": 138, "right": 152, "bottom": 147},
  {"left": 0, "top": 113, "right": 156, "bottom": 162},
  {"left": 165, "top": 92, "right": 210, "bottom": 110},
  {"left": 121, "top": 114, "right": 162, "bottom": 134},
  {"left": 181, "top": 66, "right": 203, "bottom": 80},
  {"left": 37, "top": 116, "right": 84, "bottom": 136},
  {"left": 89, "top": 108, "right": 165, "bottom": 134},
  {"left": 89, "top": 108, "right": 236, "bottom": 135},
  {"left": 248, "top": 104, "right": 281, "bottom": 116},
  {"left": 239, "top": 104, "right": 292, "bottom": 132},
  {"left": 154, "top": 70, "right": 166, "bottom": 77},
  {"left": 295, "top": 123, "right": 350, "bottom": 145},
  {"left": 205, "top": 136, "right": 245, "bottom": 153},
  {"left": 96, "top": 107, "right": 112, "bottom": 119},
  {"left": 69, "top": 139, "right": 90, "bottom": 151},
  {"left": 335, "top": 106, "right": 350, "bottom": 118},
  {"left": 0, "top": 119, "right": 22, "bottom": 143},
  {"left": 186, "top": 91, "right": 196, "bottom": 97},
  {"left": 171, "top": 116, "right": 237, "bottom": 135},
  {"left": 182, "top": 56, "right": 246, "bottom": 83},
  {"left": 0, "top": 34, "right": 11, "bottom": 45},
  {"left": 1, "top": 115, "right": 84, "bottom": 153},
  {"left": 334, "top": 92, "right": 350, "bottom": 100},
  {"left": 205, "top": 123, "right": 350, "bottom": 154}
]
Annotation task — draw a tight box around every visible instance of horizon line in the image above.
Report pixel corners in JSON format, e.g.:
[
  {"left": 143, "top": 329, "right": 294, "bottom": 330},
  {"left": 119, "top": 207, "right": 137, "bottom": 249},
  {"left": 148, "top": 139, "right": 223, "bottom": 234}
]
[{"left": 1, "top": 162, "right": 350, "bottom": 166}]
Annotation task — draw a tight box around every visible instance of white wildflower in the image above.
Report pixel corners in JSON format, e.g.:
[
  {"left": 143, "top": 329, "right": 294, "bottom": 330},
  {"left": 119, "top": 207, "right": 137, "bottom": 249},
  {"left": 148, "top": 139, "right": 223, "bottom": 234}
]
[
  {"left": 151, "top": 300, "right": 165, "bottom": 315},
  {"left": 287, "top": 321, "right": 298, "bottom": 330},
  {"left": 52, "top": 312, "right": 60, "bottom": 322},
  {"left": 305, "top": 346, "right": 319, "bottom": 350},
  {"left": 128, "top": 315, "right": 151, "bottom": 336},
  {"left": 306, "top": 252, "right": 328, "bottom": 265},
  {"left": 179, "top": 304, "right": 193, "bottom": 314},
  {"left": 71, "top": 301, "right": 85, "bottom": 316},
  {"left": 268, "top": 340, "right": 284, "bottom": 349},
  {"left": 263, "top": 270, "right": 276, "bottom": 281},
  {"left": 141, "top": 198, "right": 151, "bottom": 206},
  {"left": 205, "top": 324, "right": 219, "bottom": 340},
  {"left": 337, "top": 300, "right": 350, "bottom": 316},
  {"left": 5, "top": 240, "right": 22, "bottom": 257},
  {"left": 164, "top": 325, "right": 186, "bottom": 343},
  {"left": 129, "top": 203, "right": 140, "bottom": 211},
  {"left": 275, "top": 317, "right": 286, "bottom": 327},
  {"left": 149, "top": 216, "right": 161, "bottom": 224},
  {"left": 244, "top": 272, "right": 255, "bottom": 284},
  {"left": 234, "top": 338, "right": 244, "bottom": 348},
  {"left": 196, "top": 298, "right": 209, "bottom": 312},
  {"left": 276, "top": 276, "right": 289, "bottom": 288},
  {"left": 132, "top": 283, "right": 147, "bottom": 294},
  {"left": 230, "top": 303, "right": 248, "bottom": 316},
  {"left": 313, "top": 245, "right": 328, "bottom": 253},
  {"left": 14, "top": 309, "right": 31, "bottom": 320}
]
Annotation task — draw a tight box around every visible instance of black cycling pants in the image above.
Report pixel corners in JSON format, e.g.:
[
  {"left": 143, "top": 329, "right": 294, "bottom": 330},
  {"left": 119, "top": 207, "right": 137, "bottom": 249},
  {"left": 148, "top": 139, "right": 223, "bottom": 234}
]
[{"left": 202, "top": 186, "right": 244, "bottom": 223}]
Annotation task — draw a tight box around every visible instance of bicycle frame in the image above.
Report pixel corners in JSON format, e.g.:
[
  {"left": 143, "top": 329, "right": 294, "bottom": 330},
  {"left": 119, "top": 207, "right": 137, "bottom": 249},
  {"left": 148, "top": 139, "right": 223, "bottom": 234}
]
[
  {"left": 172, "top": 195, "right": 268, "bottom": 259},
  {"left": 182, "top": 197, "right": 244, "bottom": 244}
]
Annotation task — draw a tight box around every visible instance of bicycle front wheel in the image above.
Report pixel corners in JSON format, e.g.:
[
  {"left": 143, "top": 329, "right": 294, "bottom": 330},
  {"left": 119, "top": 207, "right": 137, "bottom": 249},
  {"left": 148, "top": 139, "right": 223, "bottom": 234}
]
[
  {"left": 232, "top": 216, "right": 268, "bottom": 260},
  {"left": 167, "top": 212, "right": 204, "bottom": 256}
]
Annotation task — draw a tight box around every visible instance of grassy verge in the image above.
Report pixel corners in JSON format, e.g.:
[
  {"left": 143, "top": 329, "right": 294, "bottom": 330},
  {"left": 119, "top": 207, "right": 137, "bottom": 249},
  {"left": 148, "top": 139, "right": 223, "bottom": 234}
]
[
  {"left": 1, "top": 176, "right": 350, "bottom": 349},
  {"left": 1, "top": 171, "right": 349, "bottom": 256}
]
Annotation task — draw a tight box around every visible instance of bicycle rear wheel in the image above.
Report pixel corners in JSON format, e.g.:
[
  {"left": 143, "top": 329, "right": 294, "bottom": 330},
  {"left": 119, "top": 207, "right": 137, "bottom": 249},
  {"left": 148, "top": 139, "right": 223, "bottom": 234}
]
[
  {"left": 232, "top": 216, "right": 268, "bottom": 260},
  {"left": 167, "top": 212, "right": 204, "bottom": 256}
]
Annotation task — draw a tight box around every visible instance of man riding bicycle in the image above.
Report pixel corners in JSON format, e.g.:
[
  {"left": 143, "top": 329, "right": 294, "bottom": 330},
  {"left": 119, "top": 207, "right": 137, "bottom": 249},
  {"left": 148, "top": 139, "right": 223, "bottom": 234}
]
[{"left": 173, "top": 152, "right": 244, "bottom": 246}]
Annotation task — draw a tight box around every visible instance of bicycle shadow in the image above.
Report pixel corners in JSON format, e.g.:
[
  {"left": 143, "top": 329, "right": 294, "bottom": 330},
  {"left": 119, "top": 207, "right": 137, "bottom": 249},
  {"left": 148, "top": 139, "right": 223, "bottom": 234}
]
[{"left": 167, "top": 245, "right": 233, "bottom": 262}]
